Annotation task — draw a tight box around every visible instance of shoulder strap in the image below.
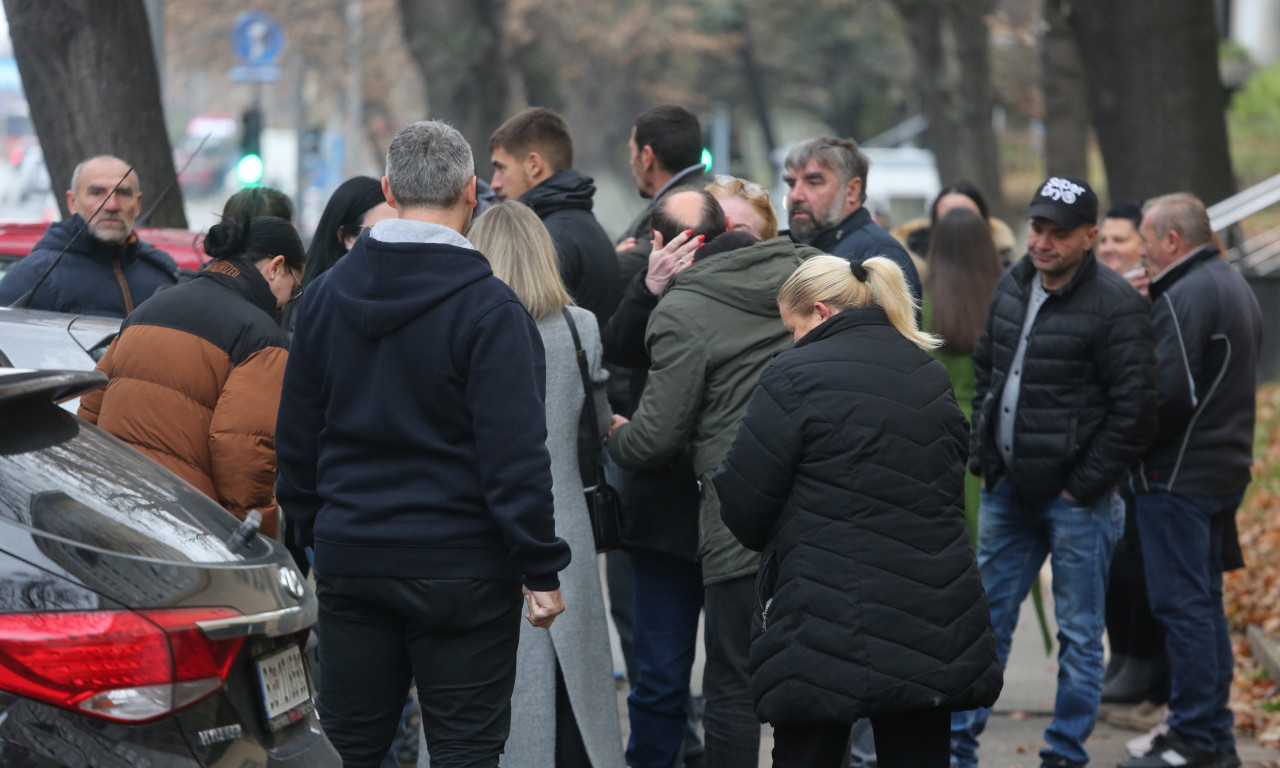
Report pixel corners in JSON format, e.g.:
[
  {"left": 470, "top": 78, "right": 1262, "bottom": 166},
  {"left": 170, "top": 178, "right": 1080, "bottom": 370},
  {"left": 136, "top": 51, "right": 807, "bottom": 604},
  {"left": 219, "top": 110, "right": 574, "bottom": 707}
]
[{"left": 562, "top": 307, "right": 603, "bottom": 442}]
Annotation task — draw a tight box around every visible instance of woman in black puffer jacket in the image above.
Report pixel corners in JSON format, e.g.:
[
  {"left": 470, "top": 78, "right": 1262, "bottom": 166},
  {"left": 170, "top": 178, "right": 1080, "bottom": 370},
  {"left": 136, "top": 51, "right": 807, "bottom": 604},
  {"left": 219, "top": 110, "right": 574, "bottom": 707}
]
[{"left": 714, "top": 255, "right": 1002, "bottom": 768}]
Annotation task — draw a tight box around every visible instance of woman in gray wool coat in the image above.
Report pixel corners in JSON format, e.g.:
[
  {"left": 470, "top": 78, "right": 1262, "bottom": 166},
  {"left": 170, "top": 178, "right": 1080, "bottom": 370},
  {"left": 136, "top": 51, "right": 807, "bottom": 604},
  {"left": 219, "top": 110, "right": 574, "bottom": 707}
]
[{"left": 420, "top": 201, "right": 623, "bottom": 768}]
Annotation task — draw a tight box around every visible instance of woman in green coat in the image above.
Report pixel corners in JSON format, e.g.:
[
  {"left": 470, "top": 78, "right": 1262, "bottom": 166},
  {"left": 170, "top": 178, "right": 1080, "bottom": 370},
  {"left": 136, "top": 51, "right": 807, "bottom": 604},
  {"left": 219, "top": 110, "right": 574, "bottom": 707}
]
[{"left": 923, "top": 207, "right": 1005, "bottom": 543}]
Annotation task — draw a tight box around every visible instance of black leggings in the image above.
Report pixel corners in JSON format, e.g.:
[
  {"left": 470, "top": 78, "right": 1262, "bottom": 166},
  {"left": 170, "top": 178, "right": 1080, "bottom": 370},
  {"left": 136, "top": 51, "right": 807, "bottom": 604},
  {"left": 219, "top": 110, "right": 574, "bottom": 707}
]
[{"left": 772, "top": 708, "right": 951, "bottom": 768}]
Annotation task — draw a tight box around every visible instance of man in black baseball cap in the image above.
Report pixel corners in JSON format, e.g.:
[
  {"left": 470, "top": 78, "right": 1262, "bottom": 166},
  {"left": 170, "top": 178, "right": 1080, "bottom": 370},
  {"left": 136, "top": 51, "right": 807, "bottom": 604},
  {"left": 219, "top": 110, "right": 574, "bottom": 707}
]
[
  {"left": 1025, "top": 175, "right": 1101, "bottom": 290},
  {"left": 950, "top": 173, "right": 1157, "bottom": 768}
]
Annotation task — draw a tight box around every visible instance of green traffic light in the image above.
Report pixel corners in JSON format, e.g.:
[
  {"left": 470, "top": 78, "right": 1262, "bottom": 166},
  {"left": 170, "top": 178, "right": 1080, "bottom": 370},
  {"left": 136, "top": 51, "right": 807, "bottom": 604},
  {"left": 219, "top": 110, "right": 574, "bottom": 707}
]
[
  {"left": 701, "top": 148, "right": 713, "bottom": 171},
  {"left": 236, "top": 153, "right": 264, "bottom": 186}
]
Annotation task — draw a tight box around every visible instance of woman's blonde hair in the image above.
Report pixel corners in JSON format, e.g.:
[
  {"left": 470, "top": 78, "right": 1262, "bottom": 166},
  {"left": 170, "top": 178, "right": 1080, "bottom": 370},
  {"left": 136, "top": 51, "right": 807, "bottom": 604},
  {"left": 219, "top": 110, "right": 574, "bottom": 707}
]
[
  {"left": 469, "top": 201, "right": 573, "bottom": 320},
  {"left": 705, "top": 174, "right": 778, "bottom": 240},
  {"left": 778, "top": 254, "right": 940, "bottom": 350}
]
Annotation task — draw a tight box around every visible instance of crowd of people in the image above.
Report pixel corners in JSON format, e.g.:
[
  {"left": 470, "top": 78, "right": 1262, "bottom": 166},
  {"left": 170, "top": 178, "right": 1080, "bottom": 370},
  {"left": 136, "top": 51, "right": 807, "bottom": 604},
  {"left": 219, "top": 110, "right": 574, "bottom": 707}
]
[{"left": 0, "top": 101, "right": 1263, "bottom": 768}]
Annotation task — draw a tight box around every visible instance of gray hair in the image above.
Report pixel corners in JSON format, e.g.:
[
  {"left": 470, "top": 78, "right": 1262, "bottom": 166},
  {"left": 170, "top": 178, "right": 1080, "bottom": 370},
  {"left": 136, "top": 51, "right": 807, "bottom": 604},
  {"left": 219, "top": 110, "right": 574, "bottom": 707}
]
[
  {"left": 69, "top": 155, "right": 140, "bottom": 193},
  {"left": 385, "top": 121, "right": 474, "bottom": 209},
  {"left": 785, "top": 137, "right": 869, "bottom": 204},
  {"left": 1143, "top": 192, "right": 1213, "bottom": 249}
]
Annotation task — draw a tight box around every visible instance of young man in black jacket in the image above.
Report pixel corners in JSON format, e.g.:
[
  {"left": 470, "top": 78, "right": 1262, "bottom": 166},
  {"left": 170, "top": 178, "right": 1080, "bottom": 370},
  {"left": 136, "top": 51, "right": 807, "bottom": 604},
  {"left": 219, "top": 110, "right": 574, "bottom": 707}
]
[
  {"left": 489, "top": 106, "right": 619, "bottom": 322},
  {"left": 951, "top": 176, "right": 1157, "bottom": 768},
  {"left": 276, "top": 121, "right": 570, "bottom": 768},
  {"left": 1117, "top": 194, "right": 1262, "bottom": 768},
  {"left": 614, "top": 104, "right": 713, "bottom": 288}
]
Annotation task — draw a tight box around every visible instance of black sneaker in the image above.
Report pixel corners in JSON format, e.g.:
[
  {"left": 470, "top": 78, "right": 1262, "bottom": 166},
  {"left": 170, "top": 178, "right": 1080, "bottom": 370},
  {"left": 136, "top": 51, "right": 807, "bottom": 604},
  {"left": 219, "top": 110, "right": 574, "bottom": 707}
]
[
  {"left": 1117, "top": 731, "right": 1217, "bottom": 768},
  {"left": 1042, "top": 755, "right": 1083, "bottom": 768},
  {"left": 1214, "top": 747, "right": 1242, "bottom": 768}
]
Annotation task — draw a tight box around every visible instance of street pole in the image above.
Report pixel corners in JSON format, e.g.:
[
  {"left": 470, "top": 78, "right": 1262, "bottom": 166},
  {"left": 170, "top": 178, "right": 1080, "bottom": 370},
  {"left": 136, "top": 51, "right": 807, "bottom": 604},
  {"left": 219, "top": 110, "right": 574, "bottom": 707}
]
[
  {"left": 345, "top": 0, "right": 364, "bottom": 179},
  {"left": 144, "top": 0, "right": 165, "bottom": 88}
]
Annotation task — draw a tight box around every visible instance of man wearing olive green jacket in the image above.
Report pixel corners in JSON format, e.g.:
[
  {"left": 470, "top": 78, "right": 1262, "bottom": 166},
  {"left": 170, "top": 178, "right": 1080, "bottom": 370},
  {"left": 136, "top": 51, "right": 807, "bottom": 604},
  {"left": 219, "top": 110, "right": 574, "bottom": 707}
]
[{"left": 607, "top": 187, "right": 811, "bottom": 768}]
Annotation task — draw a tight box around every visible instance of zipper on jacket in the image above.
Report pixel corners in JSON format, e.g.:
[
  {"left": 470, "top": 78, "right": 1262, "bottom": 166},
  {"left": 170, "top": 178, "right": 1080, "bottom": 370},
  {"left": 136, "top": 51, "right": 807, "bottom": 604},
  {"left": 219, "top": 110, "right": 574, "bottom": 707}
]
[
  {"left": 113, "top": 258, "right": 135, "bottom": 315},
  {"left": 756, "top": 549, "right": 776, "bottom": 631}
]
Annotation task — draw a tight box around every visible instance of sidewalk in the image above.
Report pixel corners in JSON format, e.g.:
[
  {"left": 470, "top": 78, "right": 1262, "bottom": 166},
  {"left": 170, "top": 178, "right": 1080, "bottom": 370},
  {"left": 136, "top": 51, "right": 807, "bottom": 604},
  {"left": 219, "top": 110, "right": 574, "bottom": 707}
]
[
  {"left": 978, "top": 594, "right": 1277, "bottom": 767},
  {"left": 607, "top": 579, "right": 1280, "bottom": 766}
]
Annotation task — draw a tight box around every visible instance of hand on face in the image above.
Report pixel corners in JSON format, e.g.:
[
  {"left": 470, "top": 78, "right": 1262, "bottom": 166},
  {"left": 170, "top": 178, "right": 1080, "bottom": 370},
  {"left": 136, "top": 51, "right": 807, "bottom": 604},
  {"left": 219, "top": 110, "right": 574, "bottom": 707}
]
[{"left": 644, "top": 229, "right": 702, "bottom": 295}]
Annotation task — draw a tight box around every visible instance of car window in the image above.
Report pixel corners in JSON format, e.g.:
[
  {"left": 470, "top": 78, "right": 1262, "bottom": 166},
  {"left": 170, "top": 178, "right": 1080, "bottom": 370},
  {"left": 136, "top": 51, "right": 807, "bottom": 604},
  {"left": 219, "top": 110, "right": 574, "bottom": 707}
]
[{"left": 0, "top": 403, "right": 269, "bottom": 563}]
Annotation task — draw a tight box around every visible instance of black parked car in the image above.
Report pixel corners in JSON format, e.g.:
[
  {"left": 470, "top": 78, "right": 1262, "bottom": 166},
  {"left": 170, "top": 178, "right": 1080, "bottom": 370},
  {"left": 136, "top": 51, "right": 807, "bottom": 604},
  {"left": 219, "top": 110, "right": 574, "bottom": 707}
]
[{"left": 0, "top": 367, "right": 339, "bottom": 767}]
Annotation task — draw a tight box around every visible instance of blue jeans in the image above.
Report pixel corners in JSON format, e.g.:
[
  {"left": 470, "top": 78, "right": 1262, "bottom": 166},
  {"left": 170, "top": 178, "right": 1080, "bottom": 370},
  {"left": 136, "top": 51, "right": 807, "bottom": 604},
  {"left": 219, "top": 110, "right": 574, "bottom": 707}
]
[
  {"left": 1135, "top": 489, "right": 1242, "bottom": 753},
  {"left": 950, "top": 479, "right": 1123, "bottom": 768},
  {"left": 627, "top": 551, "right": 704, "bottom": 768}
]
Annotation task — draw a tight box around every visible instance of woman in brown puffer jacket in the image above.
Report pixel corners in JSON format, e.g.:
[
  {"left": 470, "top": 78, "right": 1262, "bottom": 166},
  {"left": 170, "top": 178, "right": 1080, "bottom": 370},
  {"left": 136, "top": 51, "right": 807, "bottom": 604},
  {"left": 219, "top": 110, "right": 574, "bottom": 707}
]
[{"left": 79, "top": 216, "right": 305, "bottom": 538}]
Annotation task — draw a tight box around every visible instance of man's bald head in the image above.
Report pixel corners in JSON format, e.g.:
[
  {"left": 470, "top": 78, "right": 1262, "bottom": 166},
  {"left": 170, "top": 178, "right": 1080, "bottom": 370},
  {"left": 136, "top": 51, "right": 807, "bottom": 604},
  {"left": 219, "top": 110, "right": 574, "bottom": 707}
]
[{"left": 651, "top": 187, "right": 726, "bottom": 245}]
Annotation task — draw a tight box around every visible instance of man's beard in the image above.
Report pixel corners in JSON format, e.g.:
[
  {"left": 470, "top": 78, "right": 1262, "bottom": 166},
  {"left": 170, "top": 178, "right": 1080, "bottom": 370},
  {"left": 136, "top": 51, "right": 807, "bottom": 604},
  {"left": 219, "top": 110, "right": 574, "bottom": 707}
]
[
  {"left": 88, "top": 217, "right": 132, "bottom": 244},
  {"left": 789, "top": 195, "right": 846, "bottom": 243}
]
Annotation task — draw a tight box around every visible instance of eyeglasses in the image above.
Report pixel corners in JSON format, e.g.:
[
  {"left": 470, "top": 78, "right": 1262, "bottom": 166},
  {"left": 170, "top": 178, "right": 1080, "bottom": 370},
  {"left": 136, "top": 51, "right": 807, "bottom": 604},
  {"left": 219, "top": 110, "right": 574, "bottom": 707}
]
[
  {"left": 288, "top": 267, "right": 304, "bottom": 301},
  {"left": 713, "top": 174, "right": 769, "bottom": 201}
]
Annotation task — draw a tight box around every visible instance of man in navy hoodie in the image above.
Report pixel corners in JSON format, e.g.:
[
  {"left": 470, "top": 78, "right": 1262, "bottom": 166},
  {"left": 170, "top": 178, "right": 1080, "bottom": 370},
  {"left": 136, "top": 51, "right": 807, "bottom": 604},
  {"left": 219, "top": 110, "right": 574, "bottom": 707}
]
[{"left": 276, "top": 120, "right": 570, "bottom": 768}]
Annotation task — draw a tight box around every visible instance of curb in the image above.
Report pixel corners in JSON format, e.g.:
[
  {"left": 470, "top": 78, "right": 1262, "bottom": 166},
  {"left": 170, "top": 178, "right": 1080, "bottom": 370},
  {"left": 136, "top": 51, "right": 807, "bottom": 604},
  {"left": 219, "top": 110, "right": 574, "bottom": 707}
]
[{"left": 1247, "top": 624, "right": 1280, "bottom": 681}]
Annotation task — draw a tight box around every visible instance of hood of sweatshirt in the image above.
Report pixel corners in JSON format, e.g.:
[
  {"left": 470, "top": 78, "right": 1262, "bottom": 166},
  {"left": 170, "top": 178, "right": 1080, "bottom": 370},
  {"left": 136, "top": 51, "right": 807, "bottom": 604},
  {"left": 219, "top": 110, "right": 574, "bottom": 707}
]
[
  {"left": 520, "top": 169, "right": 597, "bottom": 217},
  {"left": 668, "top": 234, "right": 807, "bottom": 318},
  {"left": 323, "top": 222, "right": 494, "bottom": 339}
]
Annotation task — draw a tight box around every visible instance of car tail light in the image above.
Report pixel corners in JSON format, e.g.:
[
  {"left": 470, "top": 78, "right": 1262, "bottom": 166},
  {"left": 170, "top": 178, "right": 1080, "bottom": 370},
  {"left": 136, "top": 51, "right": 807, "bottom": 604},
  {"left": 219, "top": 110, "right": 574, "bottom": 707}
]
[{"left": 0, "top": 607, "right": 243, "bottom": 722}]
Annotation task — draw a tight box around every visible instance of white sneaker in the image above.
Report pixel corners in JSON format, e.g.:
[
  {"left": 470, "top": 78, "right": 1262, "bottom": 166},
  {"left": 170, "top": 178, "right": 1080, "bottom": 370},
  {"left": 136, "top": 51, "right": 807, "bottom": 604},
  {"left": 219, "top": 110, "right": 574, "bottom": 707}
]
[{"left": 1127, "top": 723, "right": 1170, "bottom": 758}]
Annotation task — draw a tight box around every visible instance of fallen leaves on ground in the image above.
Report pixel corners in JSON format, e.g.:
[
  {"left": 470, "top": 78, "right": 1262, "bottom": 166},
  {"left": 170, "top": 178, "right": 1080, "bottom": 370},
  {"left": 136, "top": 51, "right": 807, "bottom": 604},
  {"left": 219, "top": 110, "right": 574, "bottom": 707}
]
[{"left": 1225, "top": 386, "right": 1280, "bottom": 746}]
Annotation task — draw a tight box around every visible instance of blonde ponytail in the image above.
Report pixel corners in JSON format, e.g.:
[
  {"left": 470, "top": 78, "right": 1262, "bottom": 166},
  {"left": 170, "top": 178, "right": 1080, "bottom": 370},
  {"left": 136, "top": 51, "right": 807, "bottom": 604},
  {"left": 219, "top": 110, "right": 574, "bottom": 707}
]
[
  {"left": 862, "top": 257, "right": 941, "bottom": 350},
  {"left": 778, "top": 254, "right": 940, "bottom": 350}
]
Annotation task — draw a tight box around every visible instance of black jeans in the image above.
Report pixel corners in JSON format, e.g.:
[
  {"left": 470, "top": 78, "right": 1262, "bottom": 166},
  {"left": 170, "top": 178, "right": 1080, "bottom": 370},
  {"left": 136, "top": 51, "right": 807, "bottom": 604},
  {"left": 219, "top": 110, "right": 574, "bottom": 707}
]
[
  {"left": 315, "top": 574, "right": 522, "bottom": 768},
  {"left": 703, "top": 575, "right": 760, "bottom": 768},
  {"left": 774, "top": 709, "right": 951, "bottom": 768},
  {"left": 1106, "top": 491, "right": 1170, "bottom": 702}
]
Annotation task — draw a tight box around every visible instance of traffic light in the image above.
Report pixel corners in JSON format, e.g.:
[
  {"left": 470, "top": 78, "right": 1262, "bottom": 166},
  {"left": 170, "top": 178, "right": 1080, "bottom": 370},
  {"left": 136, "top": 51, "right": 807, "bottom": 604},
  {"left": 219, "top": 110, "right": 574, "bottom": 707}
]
[{"left": 237, "top": 107, "right": 264, "bottom": 186}]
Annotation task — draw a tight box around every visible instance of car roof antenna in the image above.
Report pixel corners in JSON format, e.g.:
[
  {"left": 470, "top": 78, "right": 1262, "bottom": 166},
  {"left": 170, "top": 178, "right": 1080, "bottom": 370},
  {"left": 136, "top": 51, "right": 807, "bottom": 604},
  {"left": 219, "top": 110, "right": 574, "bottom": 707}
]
[
  {"left": 137, "top": 133, "right": 212, "bottom": 228},
  {"left": 228, "top": 509, "right": 262, "bottom": 552},
  {"left": 7, "top": 166, "right": 138, "bottom": 310}
]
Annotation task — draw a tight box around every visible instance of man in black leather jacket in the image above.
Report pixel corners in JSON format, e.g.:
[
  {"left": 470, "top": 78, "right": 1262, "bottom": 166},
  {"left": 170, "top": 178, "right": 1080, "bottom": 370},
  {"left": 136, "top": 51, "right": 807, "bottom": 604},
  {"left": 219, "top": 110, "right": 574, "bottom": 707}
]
[
  {"left": 951, "top": 176, "right": 1157, "bottom": 768},
  {"left": 1116, "top": 194, "right": 1262, "bottom": 768}
]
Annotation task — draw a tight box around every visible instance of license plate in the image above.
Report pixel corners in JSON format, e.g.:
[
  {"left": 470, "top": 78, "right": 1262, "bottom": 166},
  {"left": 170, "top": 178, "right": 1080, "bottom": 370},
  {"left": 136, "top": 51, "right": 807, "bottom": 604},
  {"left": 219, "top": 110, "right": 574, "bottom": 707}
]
[{"left": 254, "top": 644, "right": 312, "bottom": 730}]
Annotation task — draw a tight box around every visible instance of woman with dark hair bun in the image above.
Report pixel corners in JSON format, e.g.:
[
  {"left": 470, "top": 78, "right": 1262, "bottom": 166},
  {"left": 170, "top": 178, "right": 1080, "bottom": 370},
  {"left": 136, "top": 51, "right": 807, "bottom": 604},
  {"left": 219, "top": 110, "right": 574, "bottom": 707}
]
[
  {"left": 303, "top": 176, "right": 395, "bottom": 284},
  {"left": 79, "top": 216, "right": 306, "bottom": 540},
  {"left": 222, "top": 185, "right": 295, "bottom": 223}
]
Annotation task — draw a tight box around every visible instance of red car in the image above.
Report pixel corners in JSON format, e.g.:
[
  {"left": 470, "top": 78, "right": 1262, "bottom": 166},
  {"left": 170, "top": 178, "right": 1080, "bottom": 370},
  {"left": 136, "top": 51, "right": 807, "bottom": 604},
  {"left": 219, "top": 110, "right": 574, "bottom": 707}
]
[{"left": 0, "top": 221, "right": 209, "bottom": 279}]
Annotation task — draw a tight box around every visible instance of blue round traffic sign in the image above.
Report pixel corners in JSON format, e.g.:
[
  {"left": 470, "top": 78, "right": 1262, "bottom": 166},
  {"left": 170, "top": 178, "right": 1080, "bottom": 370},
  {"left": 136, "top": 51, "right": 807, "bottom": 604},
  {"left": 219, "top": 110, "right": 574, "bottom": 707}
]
[{"left": 232, "top": 12, "right": 285, "bottom": 67}]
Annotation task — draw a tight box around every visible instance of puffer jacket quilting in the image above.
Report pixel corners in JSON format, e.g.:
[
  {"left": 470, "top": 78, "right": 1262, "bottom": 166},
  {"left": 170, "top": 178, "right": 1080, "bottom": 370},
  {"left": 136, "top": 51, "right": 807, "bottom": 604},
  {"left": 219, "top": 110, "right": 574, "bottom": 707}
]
[
  {"left": 715, "top": 307, "right": 1002, "bottom": 722},
  {"left": 971, "top": 254, "right": 1156, "bottom": 504},
  {"left": 78, "top": 258, "right": 287, "bottom": 537}
]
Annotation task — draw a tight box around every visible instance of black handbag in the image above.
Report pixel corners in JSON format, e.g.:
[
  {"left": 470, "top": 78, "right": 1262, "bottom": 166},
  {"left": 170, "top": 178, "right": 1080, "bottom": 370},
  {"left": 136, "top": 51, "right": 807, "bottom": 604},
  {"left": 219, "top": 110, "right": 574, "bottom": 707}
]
[{"left": 562, "top": 308, "right": 621, "bottom": 553}]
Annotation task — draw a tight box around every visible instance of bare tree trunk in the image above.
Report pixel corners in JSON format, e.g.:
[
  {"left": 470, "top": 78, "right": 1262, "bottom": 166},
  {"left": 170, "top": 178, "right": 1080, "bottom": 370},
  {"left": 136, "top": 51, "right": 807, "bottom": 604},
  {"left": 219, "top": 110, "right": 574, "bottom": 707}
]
[
  {"left": 1068, "top": 0, "right": 1234, "bottom": 204},
  {"left": 398, "top": 0, "right": 513, "bottom": 161},
  {"left": 1040, "top": 0, "right": 1089, "bottom": 181},
  {"left": 728, "top": 2, "right": 778, "bottom": 165},
  {"left": 891, "top": 1, "right": 962, "bottom": 184},
  {"left": 3, "top": 0, "right": 186, "bottom": 227},
  {"left": 951, "top": 0, "right": 1005, "bottom": 214}
]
